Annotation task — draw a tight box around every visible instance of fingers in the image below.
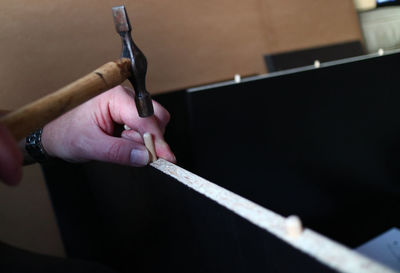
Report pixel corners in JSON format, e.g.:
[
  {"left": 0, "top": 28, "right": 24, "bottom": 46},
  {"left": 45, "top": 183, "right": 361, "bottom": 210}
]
[
  {"left": 155, "top": 139, "right": 176, "bottom": 163},
  {"left": 0, "top": 124, "right": 22, "bottom": 186},
  {"left": 108, "top": 86, "right": 171, "bottom": 134},
  {"left": 44, "top": 116, "right": 150, "bottom": 167},
  {"left": 85, "top": 133, "right": 150, "bottom": 167},
  {"left": 121, "top": 128, "right": 176, "bottom": 163},
  {"left": 43, "top": 85, "right": 177, "bottom": 166},
  {"left": 152, "top": 100, "right": 171, "bottom": 133},
  {"left": 121, "top": 129, "right": 144, "bottom": 144},
  {"left": 108, "top": 86, "right": 176, "bottom": 163}
]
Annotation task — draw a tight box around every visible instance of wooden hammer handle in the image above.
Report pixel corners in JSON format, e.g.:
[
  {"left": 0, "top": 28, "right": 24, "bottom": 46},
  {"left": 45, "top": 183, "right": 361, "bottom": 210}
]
[{"left": 0, "top": 58, "right": 131, "bottom": 140}]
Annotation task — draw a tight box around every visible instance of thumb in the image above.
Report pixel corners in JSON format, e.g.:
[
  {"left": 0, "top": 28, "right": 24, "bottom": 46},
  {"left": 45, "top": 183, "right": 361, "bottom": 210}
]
[
  {"left": 86, "top": 135, "right": 149, "bottom": 167},
  {"left": 121, "top": 129, "right": 176, "bottom": 163}
]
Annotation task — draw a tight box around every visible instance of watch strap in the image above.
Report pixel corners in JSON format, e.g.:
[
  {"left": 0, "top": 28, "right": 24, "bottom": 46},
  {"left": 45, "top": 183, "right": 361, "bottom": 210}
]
[{"left": 25, "top": 128, "right": 50, "bottom": 163}]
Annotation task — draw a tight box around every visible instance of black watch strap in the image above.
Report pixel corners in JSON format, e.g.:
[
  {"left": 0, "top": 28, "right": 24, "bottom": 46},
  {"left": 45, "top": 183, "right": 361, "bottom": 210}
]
[{"left": 25, "top": 128, "right": 50, "bottom": 163}]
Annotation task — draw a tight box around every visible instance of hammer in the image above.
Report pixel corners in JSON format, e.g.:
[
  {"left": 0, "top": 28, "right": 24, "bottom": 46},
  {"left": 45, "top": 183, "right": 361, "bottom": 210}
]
[
  {"left": 112, "top": 5, "right": 154, "bottom": 118},
  {"left": 0, "top": 5, "right": 153, "bottom": 141}
]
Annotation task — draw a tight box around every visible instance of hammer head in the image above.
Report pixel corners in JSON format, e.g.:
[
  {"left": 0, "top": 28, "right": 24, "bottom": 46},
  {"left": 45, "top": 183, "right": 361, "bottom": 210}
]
[{"left": 112, "top": 6, "right": 154, "bottom": 118}]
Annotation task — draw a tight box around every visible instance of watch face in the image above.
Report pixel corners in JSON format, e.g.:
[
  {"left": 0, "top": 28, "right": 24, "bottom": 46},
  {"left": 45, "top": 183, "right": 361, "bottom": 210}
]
[{"left": 25, "top": 128, "right": 49, "bottom": 163}]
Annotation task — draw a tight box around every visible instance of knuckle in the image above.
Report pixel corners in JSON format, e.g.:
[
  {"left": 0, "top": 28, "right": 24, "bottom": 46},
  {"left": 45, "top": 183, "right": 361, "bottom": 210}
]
[
  {"left": 162, "top": 108, "right": 171, "bottom": 123},
  {"left": 106, "top": 142, "right": 124, "bottom": 162},
  {"left": 155, "top": 102, "right": 170, "bottom": 123}
]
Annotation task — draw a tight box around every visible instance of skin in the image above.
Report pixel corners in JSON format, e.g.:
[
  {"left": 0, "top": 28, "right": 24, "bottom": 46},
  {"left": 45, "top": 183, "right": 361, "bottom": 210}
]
[
  {"left": 0, "top": 123, "right": 23, "bottom": 186},
  {"left": 0, "top": 85, "right": 176, "bottom": 186}
]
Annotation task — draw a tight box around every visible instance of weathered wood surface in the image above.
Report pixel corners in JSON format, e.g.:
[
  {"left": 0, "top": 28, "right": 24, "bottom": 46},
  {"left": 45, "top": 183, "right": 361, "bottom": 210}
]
[{"left": 0, "top": 58, "right": 131, "bottom": 140}]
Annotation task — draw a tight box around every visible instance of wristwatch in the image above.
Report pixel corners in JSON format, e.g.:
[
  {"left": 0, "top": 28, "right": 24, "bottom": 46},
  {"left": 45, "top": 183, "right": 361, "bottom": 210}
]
[{"left": 25, "top": 128, "right": 50, "bottom": 163}]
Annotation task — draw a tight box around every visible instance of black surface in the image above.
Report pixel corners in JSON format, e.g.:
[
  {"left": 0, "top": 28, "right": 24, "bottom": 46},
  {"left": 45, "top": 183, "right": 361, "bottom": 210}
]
[
  {"left": 185, "top": 52, "right": 400, "bottom": 247},
  {"left": 264, "top": 41, "right": 364, "bottom": 72},
  {"left": 44, "top": 52, "right": 400, "bottom": 272},
  {"left": 377, "top": 0, "right": 400, "bottom": 7},
  {"left": 45, "top": 161, "right": 337, "bottom": 273},
  {"left": 0, "top": 240, "right": 116, "bottom": 273},
  {"left": 151, "top": 90, "right": 194, "bottom": 170}
]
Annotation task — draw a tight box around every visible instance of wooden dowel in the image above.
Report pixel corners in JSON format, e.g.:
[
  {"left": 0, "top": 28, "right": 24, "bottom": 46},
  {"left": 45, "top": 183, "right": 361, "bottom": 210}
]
[
  {"left": 286, "top": 215, "right": 303, "bottom": 238},
  {"left": 0, "top": 58, "right": 131, "bottom": 140},
  {"left": 143, "top": 132, "right": 157, "bottom": 162}
]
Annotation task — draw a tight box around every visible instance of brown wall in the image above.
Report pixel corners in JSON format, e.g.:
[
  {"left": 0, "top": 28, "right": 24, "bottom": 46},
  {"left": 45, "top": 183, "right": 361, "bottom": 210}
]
[
  {"left": 0, "top": 1, "right": 361, "bottom": 256},
  {"left": 0, "top": 0, "right": 361, "bottom": 109}
]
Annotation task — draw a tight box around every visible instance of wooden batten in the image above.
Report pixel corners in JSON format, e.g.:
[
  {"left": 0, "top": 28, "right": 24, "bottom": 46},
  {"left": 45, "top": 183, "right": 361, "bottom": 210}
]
[{"left": 151, "top": 159, "right": 395, "bottom": 273}]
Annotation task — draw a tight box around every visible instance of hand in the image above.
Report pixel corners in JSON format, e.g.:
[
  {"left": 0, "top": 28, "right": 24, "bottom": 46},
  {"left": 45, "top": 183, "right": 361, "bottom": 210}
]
[
  {"left": 41, "top": 85, "right": 176, "bottom": 166},
  {"left": 0, "top": 123, "right": 22, "bottom": 185}
]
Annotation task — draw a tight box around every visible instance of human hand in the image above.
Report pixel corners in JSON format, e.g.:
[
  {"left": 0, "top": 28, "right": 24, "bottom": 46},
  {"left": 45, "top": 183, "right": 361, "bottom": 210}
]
[
  {"left": 41, "top": 85, "right": 176, "bottom": 166},
  {"left": 0, "top": 123, "right": 22, "bottom": 185}
]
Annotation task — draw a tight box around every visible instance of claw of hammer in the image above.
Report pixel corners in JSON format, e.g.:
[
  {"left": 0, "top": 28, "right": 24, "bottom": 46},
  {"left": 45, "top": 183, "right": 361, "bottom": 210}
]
[{"left": 112, "top": 6, "right": 154, "bottom": 118}]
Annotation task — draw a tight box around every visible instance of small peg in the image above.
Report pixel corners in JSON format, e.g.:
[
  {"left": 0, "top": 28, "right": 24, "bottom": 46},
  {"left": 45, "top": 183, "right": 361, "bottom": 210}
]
[
  {"left": 286, "top": 215, "right": 303, "bottom": 238},
  {"left": 234, "top": 74, "right": 241, "bottom": 83},
  {"left": 143, "top": 132, "right": 157, "bottom": 162}
]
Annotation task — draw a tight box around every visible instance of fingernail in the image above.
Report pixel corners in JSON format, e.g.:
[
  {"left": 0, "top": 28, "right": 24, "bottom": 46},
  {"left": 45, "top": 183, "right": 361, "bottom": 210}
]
[
  {"left": 169, "top": 154, "right": 177, "bottom": 163},
  {"left": 130, "top": 147, "right": 149, "bottom": 166}
]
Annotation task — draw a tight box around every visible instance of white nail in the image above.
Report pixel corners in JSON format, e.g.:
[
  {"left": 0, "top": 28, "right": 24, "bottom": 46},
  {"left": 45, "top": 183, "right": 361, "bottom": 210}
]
[{"left": 130, "top": 147, "right": 149, "bottom": 166}]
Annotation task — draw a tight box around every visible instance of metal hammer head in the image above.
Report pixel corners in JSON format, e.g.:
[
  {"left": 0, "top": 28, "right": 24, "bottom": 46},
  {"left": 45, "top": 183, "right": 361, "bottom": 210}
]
[{"left": 112, "top": 6, "right": 154, "bottom": 118}]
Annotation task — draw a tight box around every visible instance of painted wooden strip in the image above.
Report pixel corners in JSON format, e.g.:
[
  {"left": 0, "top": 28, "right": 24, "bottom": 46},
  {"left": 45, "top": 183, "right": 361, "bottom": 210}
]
[{"left": 151, "top": 158, "right": 395, "bottom": 273}]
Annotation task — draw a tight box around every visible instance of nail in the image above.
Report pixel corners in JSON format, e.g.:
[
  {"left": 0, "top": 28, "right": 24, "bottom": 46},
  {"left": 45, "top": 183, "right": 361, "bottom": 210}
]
[{"left": 130, "top": 146, "right": 149, "bottom": 166}]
